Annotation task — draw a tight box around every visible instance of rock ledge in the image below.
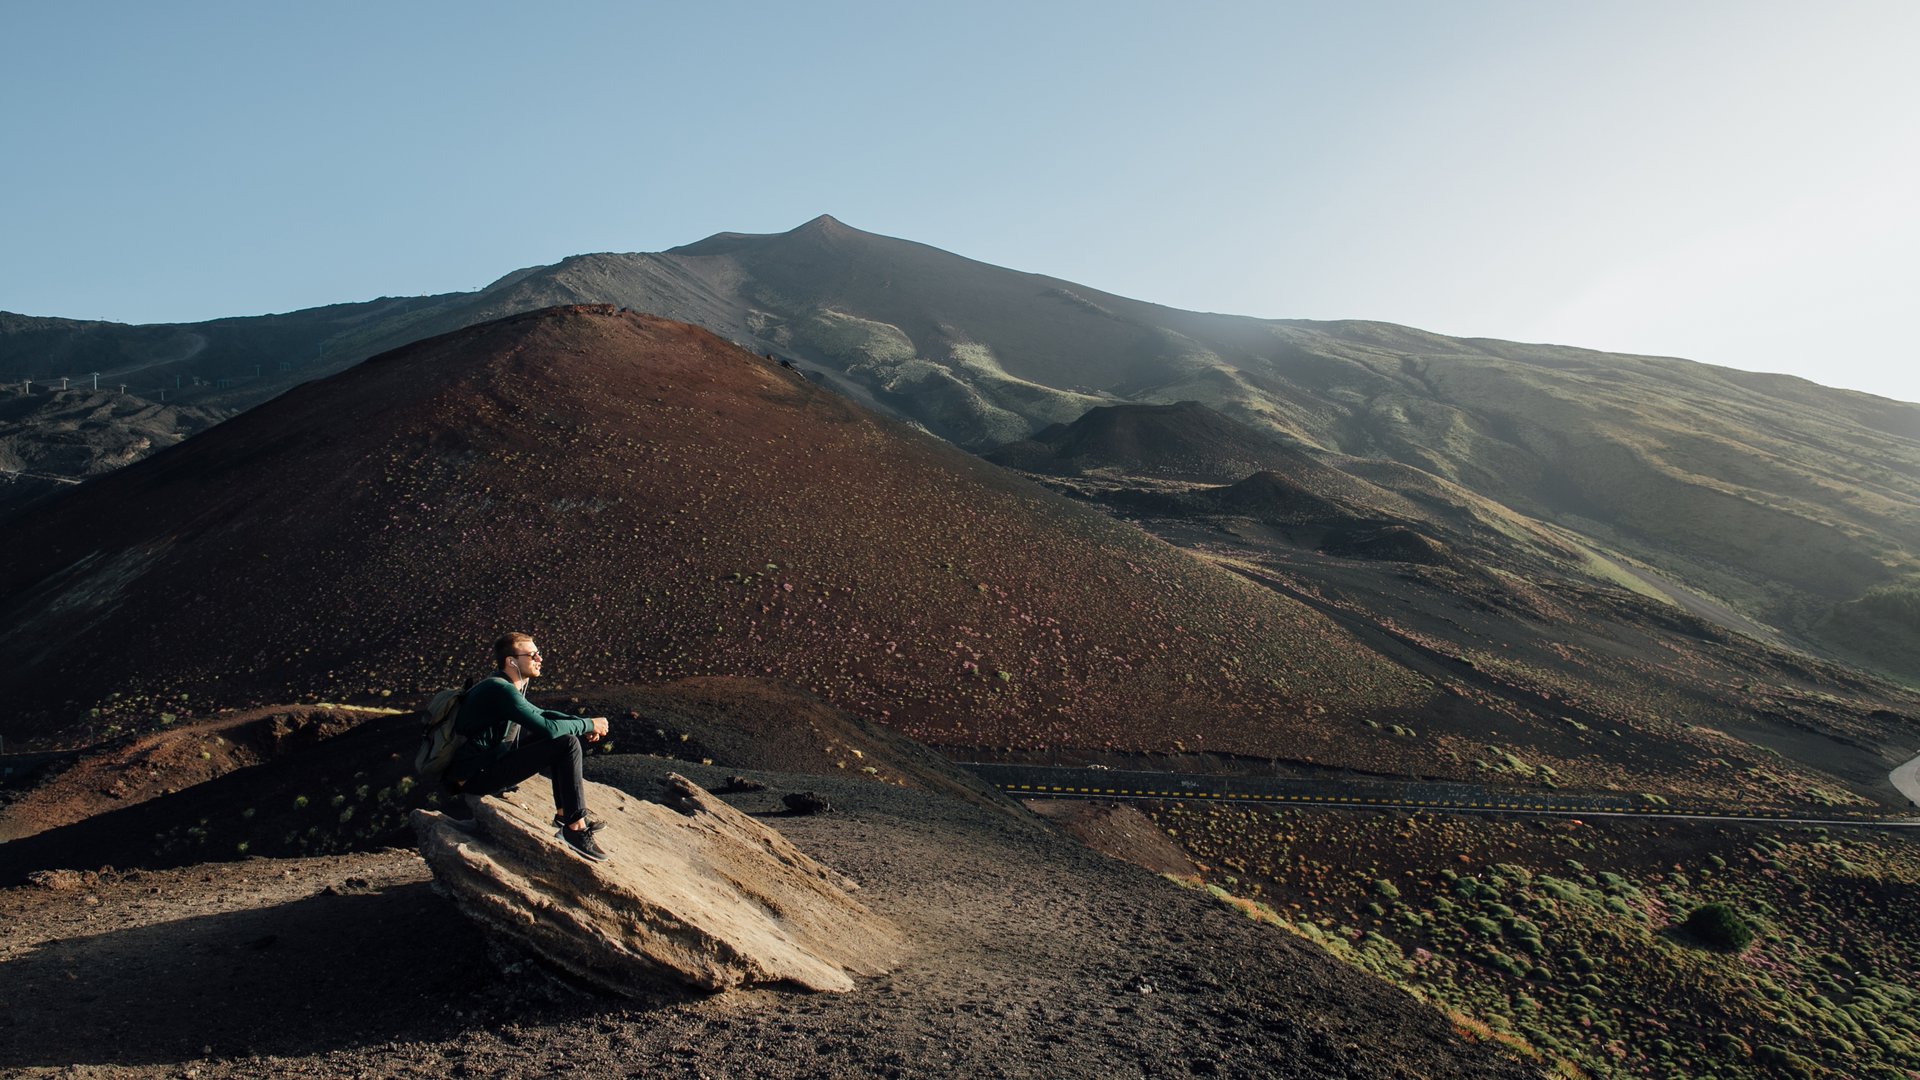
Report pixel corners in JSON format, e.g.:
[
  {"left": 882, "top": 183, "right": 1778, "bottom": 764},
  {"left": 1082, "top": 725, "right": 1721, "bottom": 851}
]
[{"left": 412, "top": 774, "right": 901, "bottom": 994}]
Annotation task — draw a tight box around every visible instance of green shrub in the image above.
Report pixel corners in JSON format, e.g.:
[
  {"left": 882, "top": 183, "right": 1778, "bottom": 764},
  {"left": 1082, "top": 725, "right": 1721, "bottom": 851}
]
[
  {"left": 1852, "top": 578, "right": 1920, "bottom": 630},
  {"left": 1538, "top": 876, "right": 1582, "bottom": 902},
  {"left": 1453, "top": 875, "right": 1499, "bottom": 901},
  {"left": 1486, "top": 950, "right": 1525, "bottom": 976},
  {"left": 1492, "top": 863, "right": 1534, "bottom": 885},
  {"left": 1682, "top": 902, "right": 1754, "bottom": 952},
  {"left": 1755, "top": 1044, "right": 1816, "bottom": 1078}
]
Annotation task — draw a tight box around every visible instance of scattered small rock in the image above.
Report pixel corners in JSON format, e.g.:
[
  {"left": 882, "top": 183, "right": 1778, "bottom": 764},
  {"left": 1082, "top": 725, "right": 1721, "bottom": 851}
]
[
  {"left": 26, "top": 868, "right": 92, "bottom": 891},
  {"left": 720, "top": 775, "right": 767, "bottom": 793},
  {"left": 783, "top": 792, "right": 832, "bottom": 815},
  {"left": 320, "top": 875, "right": 379, "bottom": 897}
]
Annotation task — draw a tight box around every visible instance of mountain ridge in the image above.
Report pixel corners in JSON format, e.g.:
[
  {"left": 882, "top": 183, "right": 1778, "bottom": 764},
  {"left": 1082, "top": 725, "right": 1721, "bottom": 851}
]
[
  {"left": 7, "top": 216, "right": 1920, "bottom": 680},
  {"left": 0, "top": 305, "right": 1438, "bottom": 758},
  {"left": 7, "top": 223, "right": 1920, "bottom": 1080}
]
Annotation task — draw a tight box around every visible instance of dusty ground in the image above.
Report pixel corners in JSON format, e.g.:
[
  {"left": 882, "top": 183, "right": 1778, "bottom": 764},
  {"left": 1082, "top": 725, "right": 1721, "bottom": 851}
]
[
  {"left": 1024, "top": 799, "right": 1198, "bottom": 877},
  {"left": 0, "top": 757, "right": 1536, "bottom": 1079},
  {"left": 0, "top": 706, "right": 389, "bottom": 843}
]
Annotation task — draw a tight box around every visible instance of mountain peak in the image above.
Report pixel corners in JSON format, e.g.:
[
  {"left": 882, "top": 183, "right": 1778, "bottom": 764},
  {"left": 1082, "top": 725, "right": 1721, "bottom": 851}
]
[{"left": 667, "top": 214, "right": 859, "bottom": 258}]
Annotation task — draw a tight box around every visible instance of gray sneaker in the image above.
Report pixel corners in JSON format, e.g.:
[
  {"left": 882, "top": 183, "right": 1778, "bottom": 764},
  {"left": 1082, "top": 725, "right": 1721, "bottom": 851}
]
[
  {"left": 557, "top": 825, "right": 610, "bottom": 862},
  {"left": 553, "top": 813, "right": 606, "bottom": 834}
]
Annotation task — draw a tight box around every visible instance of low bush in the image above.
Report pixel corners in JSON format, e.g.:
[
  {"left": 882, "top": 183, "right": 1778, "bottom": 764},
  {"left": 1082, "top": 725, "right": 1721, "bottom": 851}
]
[
  {"left": 1755, "top": 1043, "right": 1817, "bottom": 1078},
  {"left": 1682, "top": 902, "right": 1754, "bottom": 952}
]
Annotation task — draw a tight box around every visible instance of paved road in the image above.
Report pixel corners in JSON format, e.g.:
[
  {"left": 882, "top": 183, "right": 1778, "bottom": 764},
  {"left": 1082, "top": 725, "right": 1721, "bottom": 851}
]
[
  {"left": 965, "top": 763, "right": 1920, "bottom": 830},
  {"left": 0, "top": 471, "right": 81, "bottom": 486}
]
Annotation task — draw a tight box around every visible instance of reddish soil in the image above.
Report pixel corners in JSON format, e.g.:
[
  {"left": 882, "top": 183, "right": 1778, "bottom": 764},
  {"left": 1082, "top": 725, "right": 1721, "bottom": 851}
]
[
  {"left": 0, "top": 678, "right": 995, "bottom": 886},
  {"left": 0, "top": 306, "right": 1423, "bottom": 762},
  {"left": 0, "top": 705, "right": 387, "bottom": 842}
]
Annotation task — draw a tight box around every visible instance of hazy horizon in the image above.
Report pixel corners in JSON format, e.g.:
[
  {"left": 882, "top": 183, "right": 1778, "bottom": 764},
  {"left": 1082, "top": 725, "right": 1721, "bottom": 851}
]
[{"left": 4, "top": 1, "right": 1916, "bottom": 403}]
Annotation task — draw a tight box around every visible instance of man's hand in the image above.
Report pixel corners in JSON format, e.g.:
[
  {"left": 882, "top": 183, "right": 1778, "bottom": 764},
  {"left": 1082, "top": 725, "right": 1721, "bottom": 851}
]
[{"left": 586, "top": 716, "right": 609, "bottom": 742}]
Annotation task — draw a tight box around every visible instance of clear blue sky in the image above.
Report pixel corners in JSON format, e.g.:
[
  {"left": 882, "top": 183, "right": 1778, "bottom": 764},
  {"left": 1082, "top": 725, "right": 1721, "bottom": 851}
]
[{"left": 5, "top": 1, "right": 1917, "bottom": 401}]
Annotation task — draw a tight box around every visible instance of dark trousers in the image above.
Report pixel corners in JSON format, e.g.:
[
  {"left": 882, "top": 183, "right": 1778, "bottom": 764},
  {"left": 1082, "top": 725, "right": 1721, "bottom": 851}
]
[{"left": 461, "top": 733, "right": 587, "bottom": 825}]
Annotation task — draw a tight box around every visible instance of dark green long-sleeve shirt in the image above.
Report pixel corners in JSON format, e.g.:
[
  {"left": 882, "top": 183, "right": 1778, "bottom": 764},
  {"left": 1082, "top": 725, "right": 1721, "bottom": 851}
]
[{"left": 447, "top": 675, "right": 591, "bottom": 782}]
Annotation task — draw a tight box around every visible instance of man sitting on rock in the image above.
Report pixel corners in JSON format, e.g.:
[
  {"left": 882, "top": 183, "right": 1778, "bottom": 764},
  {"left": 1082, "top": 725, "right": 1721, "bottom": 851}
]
[{"left": 446, "top": 632, "right": 612, "bottom": 862}]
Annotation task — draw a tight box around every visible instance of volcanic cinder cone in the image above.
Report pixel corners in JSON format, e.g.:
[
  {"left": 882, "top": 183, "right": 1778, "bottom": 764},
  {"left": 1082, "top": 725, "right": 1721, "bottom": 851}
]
[
  {"left": 0, "top": 306, "right": 1423, "bottom": 752},
  {"left": 988, "top": 400, "right": 1316, "bottom": 482}
]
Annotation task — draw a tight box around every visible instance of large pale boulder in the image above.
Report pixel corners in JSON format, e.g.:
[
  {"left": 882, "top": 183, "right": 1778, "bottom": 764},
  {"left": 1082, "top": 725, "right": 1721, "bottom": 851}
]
[{"left": 412, "top": 774, "right": 902, "bottom": 994}]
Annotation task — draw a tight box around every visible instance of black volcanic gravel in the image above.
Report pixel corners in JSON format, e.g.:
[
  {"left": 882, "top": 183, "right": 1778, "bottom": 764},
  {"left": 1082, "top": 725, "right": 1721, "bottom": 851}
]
[{"left": 0, "top": 756, "right": 1535, "bottom": 1079}]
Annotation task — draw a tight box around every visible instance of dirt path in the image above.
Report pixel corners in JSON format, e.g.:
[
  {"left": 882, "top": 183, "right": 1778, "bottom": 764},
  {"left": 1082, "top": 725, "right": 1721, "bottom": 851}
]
[{"left": 0, "top": 758, "right": 1535, "bottom": 1079}]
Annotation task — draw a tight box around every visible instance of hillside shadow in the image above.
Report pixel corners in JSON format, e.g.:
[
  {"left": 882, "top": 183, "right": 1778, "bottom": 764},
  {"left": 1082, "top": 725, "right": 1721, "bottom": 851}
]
[
  {"left": 0, "top": 714, "right": 421, "bottom": 887},
  {"left": 0, "top": 881, "right": 683, "bottom": 1069}
]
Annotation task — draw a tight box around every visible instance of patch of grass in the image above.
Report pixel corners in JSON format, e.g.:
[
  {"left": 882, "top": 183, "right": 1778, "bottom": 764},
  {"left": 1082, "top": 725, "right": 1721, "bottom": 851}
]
[{"left": 1148, "top": 802, "right": 1920, "bottom": 1079}]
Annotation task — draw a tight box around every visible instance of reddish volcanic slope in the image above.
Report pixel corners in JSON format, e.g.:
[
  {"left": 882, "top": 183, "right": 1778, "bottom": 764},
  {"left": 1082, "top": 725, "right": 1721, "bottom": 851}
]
[{"left": 0, "top": 307, "right": 1425, "bottom": 752}]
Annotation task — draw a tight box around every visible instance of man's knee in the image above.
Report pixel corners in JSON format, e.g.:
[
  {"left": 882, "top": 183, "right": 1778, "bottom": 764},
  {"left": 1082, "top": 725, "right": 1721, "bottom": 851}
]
[{"left": 543, "top": 733, "right": 583, "bottom": 766}]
